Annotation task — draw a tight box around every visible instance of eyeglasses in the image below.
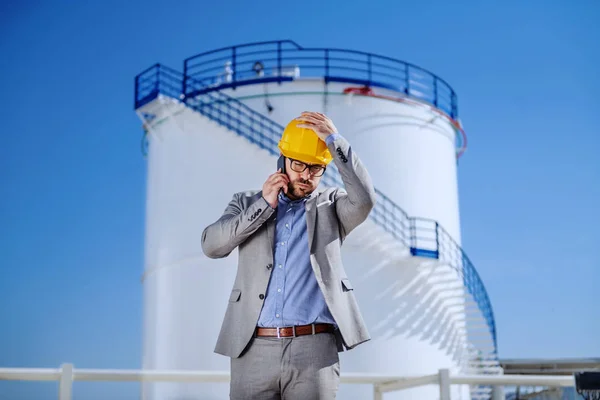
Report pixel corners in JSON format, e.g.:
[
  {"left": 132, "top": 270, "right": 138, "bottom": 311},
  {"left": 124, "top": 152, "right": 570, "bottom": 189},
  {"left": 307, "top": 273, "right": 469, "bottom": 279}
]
[{"left": 288, "top": 158, "right": 326, "bottom": 177}]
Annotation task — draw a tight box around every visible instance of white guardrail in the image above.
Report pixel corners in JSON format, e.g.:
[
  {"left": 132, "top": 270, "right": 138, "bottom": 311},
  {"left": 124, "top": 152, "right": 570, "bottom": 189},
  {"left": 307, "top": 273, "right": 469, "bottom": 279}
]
[{"left": 0, "top": 365, "right": 575, "bottom": 400}]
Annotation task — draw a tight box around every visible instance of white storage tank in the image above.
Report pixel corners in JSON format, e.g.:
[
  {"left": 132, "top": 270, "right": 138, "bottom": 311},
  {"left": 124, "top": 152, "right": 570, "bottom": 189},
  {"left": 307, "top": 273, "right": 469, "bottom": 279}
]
[{"left": 134, "top": 40, "right": 496, "bottom": 400}]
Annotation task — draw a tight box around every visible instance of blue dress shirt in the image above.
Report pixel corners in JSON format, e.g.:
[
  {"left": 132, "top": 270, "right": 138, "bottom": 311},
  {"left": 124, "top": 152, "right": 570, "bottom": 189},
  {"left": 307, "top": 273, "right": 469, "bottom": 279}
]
[{"left": 257, "top": 134, "right": 340, "bottom": 328}]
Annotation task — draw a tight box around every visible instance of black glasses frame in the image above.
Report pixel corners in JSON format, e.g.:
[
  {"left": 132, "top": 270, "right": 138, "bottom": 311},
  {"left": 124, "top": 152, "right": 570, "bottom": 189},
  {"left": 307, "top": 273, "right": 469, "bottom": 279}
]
[{"left": 287, "top": 158, "right": 327, "bottom": 177}]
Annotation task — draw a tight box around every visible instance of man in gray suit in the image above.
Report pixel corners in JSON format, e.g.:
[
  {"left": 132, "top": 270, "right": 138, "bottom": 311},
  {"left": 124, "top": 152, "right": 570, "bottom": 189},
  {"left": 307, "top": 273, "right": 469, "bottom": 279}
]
[{"left": 201, "top": 111, "right": 376, "bottom": 399}]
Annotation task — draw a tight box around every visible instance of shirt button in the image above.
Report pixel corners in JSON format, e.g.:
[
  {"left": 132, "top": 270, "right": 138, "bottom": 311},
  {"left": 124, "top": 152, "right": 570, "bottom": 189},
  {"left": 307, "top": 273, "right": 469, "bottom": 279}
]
[
  {"left": 281, "top": 242, "right": 285, "bottom": 246},
  {"left": 259, "top": 294, "right": 264, "bottom": 300},
  {"left": 277, "top": 288, "right": 281, "bottom": 293},
  {"left": 276, "top": 314, "right": 280, "bottom": 318},
  {"left": 279, "top": 265, "right": 283, "bottom": 269},
  {"left": 285, "top": 224, "right": 289, "bottom": 228}
]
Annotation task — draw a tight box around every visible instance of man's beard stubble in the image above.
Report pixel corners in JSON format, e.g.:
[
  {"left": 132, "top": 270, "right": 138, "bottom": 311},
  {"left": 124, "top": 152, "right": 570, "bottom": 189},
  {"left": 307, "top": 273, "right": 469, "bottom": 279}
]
[{"left": 287, "top": 178, "right": 314, "bottom": 199}]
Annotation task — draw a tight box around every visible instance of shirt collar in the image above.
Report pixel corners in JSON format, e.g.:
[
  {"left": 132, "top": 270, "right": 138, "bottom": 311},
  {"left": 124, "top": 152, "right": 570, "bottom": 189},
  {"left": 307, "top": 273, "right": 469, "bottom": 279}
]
[{"left": 278, "top": 191, "right": 311, "bottom": 205}]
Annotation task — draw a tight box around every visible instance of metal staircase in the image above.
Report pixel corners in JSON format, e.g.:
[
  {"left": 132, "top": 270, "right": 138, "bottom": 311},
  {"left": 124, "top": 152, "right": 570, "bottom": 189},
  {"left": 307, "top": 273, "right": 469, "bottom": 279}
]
[{"left": 134, "top": 63, "right": 501, "bottom": 399}]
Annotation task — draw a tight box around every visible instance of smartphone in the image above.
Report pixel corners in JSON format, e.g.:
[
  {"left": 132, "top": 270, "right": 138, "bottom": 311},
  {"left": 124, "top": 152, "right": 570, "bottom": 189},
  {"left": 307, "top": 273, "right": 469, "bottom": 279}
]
[
  {"left": 277, "top": 155, "right": 286, "bottom": 174},
  {"left": 277, "top": 155, "right": 287, "bottom": 196}
]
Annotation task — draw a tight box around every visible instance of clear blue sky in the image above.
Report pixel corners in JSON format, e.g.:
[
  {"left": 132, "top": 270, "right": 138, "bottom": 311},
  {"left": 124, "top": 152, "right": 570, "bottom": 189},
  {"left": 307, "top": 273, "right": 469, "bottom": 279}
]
[{"left": 1, "top": 0, "right": 598, "bottom": 398}]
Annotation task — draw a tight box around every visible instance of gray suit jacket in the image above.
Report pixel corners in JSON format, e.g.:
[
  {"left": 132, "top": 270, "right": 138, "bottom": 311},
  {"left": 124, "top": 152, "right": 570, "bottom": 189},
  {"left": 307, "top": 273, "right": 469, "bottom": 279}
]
[{"left": 201, "top": 135, "right": 376, "bottom": 358}]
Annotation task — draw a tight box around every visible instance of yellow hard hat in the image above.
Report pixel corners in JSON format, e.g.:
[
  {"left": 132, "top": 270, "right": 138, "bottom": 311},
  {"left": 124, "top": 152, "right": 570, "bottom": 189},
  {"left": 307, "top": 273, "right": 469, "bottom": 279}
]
[{"left": 278, "top": 119, "right": 333, "bottom": 165}]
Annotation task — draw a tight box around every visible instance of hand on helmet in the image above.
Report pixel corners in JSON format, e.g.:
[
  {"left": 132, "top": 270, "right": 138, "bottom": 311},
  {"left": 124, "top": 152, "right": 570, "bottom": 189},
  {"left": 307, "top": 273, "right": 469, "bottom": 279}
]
[{"left": 295, "top": 112, "right": 338, "bottom": 143}]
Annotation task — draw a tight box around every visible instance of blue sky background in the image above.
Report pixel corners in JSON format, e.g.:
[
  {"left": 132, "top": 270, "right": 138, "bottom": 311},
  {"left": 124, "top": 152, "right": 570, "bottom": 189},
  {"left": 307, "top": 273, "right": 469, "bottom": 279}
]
[{"left": 1, "top": 0, "right": 598, "bottom": 398}]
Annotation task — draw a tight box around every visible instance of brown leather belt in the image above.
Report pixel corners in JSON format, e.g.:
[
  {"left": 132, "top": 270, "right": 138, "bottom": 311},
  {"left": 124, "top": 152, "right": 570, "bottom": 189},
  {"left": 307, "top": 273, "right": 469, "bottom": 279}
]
[{"left": 255, "top": 323, "right": 335, "bottom": 338}]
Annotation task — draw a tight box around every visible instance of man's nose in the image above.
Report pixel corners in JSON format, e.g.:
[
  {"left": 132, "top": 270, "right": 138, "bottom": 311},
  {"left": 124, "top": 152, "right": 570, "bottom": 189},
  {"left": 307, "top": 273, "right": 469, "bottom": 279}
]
[{"left": 301, "top": 168, "right": 311, "bottom": 179}]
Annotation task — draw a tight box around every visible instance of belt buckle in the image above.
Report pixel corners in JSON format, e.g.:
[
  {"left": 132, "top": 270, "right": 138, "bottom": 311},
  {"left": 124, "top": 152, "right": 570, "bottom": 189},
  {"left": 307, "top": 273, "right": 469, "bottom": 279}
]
[{"left": 275, "top": 326, "right": 297, "bottom": 338}]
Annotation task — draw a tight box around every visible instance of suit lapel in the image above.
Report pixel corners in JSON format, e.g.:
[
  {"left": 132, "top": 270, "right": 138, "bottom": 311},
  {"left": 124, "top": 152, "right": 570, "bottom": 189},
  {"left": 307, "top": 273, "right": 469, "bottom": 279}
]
[
  {"left": 256, "top": 191, "right": 277, "bottom": 258},
  {"left": 305, "top": 192, "right": 319, "bottom": 252},
  {"left": 266, "top": 212, "right": 276, "bottom": 251}
]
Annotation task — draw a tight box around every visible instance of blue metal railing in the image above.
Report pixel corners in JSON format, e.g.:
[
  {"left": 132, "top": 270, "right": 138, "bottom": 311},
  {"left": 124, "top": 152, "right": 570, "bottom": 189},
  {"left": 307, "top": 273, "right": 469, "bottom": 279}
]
[
  {"left": 135, "top": 63, "right": 183, "bottom": 109},
  {"left": 134, "top": 64, "right": 496, "bottom": 354},
  {"left": 182, "top": 40, "right": 459, "bottom": 119}
]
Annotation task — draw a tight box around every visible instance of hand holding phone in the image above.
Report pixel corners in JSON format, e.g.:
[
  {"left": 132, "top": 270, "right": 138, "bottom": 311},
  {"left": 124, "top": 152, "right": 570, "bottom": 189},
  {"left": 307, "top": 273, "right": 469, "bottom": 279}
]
[{"left": 262, "top": 157, "right": 289, "bottom": 208}]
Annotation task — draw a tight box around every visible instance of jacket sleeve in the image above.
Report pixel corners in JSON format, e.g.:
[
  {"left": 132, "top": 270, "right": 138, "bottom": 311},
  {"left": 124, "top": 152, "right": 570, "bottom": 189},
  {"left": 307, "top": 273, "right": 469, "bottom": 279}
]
[
  {"left": 201, "top": 192, "right": 275, "bottom": 259},
  {"left": 327, "top": 134, "right": 377, "bottom": 238}
]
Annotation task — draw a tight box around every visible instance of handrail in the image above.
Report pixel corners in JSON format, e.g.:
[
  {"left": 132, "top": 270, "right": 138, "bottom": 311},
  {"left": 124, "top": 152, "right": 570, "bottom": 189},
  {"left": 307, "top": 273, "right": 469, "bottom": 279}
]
[
  {"left": 133, "top": 64, "right": 497, "bottom": 359},
  {"left": 182, "top": 40, "right": 459, "bottom": 119},
  {"left": 0, "top": 365, "right": 576, "bottom": 400}
]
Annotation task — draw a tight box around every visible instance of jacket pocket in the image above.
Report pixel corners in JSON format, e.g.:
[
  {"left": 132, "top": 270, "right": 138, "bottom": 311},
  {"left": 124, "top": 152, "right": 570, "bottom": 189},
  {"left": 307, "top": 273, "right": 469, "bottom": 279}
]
[
  {"left": 229, "top": 289, "right": 242, "bottom": 302},
  {"left": 341, "top": 279, "right": 353, "bottom": 292}
]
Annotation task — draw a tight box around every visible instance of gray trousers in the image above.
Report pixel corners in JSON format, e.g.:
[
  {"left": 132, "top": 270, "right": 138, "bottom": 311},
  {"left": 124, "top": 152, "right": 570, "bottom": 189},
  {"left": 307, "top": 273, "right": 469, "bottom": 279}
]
[{"left": 230, "top": 332, "right": 340, "bottom": 399}]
